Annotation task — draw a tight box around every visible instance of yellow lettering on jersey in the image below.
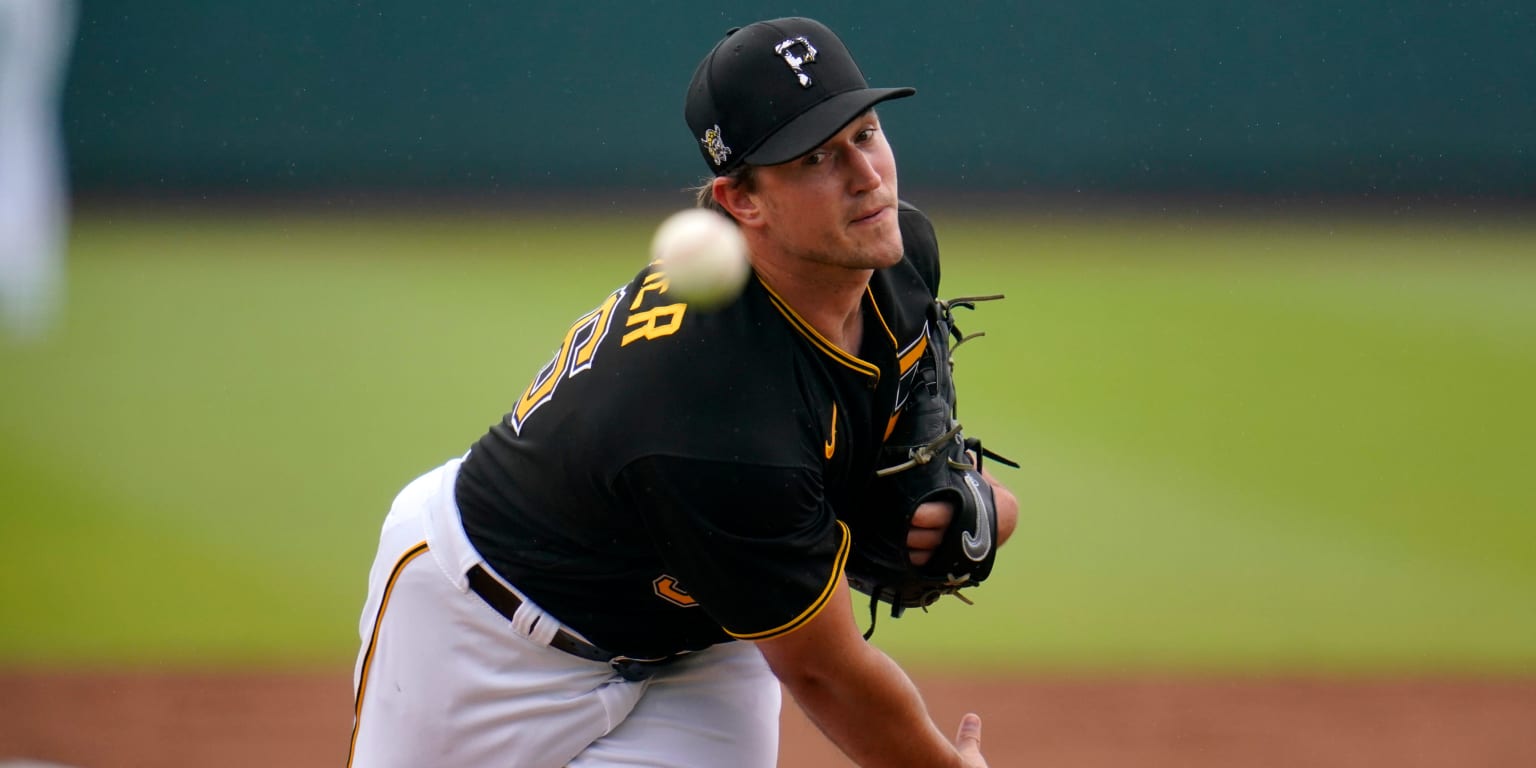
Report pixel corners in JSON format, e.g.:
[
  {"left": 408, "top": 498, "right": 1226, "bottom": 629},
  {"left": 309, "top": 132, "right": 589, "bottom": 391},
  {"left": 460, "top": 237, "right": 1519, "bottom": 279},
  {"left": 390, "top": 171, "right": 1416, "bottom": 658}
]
[
  {"left": 571, "top": 290, "right": 621, "bottom": 371},
  {"left": 622, "top": 304, "right": 687, "bottom": 346},
  {"left": 629, "top": 272, "right": 670, "bottom": 311},
  {"left": 513, "top": 320, "right": 582, "bottom": 425},
  {"left": 511, "top": 286, "right": 627, "bottom": 433},
  {"left": 887, "top": 329, "right": 931, "bottom": 439},
  {"left": 653, "top": 575, "right": 698, "bottom": 607},
  {"left": 898, "top": 330, "right": 929, "bottom": 375}
]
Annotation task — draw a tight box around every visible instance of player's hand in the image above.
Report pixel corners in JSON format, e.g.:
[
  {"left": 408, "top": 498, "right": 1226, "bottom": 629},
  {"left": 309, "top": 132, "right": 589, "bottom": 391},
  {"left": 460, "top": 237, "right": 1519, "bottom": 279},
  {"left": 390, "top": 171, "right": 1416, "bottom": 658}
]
[
  {"left": 967, "top": 449, "right": 1019, "bottom": 549},
  {"left": 955, "top": 713, "right": 988, "bottom": 767},
  {"left": 906, "top": 500, "right": 953, "bottom": 566},
  {"left": 979, "top": 465, "right": 1018, "bottom": 548}
]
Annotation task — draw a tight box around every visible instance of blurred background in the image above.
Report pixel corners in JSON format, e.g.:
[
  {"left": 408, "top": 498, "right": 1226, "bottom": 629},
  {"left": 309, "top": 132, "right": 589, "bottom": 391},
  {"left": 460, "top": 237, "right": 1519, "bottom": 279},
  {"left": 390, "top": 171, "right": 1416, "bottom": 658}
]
[
  {"left": 2, "top": 1, "right": 1534, "bottom": 765},
  {"left": 57, "top": 1, "right": 1536, "bottom": 201}
]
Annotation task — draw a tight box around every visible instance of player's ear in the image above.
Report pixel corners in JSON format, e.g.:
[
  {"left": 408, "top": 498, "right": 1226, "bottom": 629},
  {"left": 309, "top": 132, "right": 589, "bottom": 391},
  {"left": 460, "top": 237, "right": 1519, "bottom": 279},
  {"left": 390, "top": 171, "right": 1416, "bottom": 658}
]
[{"left": 713, "top": 174, "right": 762, "bottom": 228}]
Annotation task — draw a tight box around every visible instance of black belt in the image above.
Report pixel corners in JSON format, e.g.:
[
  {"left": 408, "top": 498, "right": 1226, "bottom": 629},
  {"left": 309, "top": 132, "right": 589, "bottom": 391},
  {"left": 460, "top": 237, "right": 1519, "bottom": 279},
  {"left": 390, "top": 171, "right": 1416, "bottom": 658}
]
[{"left": 467, "top": 564, "right": 680, "bottom": 682}]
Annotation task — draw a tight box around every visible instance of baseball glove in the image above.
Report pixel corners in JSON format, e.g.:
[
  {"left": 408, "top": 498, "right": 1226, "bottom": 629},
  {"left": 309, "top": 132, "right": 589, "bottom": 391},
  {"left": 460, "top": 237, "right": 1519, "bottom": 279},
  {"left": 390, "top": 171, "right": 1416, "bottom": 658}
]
[{"left": 846, "top": 294, "right": 1016, "bottom": 632}]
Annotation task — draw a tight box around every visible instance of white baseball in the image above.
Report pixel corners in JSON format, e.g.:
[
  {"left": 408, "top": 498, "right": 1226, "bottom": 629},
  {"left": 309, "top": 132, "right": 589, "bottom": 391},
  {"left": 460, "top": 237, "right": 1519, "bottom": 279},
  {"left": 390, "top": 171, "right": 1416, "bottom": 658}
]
[{"left": 649, "top": 208, "right": 750, "bottom": 310}]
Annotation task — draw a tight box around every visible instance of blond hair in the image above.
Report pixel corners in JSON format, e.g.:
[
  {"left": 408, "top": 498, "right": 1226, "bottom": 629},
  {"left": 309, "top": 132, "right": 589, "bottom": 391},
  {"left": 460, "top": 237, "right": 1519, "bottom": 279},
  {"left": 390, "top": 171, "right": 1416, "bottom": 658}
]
[{"left": 690, "top": 165, "right": 757, "bottom": 222}]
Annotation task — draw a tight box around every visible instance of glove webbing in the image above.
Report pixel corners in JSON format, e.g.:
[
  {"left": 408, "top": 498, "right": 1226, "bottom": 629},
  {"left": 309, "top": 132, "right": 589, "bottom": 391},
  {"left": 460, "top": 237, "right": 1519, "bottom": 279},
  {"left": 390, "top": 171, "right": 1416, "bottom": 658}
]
[{"left": 862, "top": 579, "right": 977, "bottom": 640}]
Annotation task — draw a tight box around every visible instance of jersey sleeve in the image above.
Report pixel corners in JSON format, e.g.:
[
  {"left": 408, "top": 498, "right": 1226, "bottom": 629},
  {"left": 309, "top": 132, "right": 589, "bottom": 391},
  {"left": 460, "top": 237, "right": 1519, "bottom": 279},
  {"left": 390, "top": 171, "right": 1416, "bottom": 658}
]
[
  {"left": 898, "top": 200, "right": 941, "bottom": 298},
  {"left": 614, "top": 454, "right": 849, "bottom": 641}
]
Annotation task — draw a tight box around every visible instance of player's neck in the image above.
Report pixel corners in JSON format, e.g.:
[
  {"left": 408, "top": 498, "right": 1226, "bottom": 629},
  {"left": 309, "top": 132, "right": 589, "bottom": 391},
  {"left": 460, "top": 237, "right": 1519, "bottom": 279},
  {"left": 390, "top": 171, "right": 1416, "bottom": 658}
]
[{"left": 752, "top": 255, "right": 870, "bottom": 354}]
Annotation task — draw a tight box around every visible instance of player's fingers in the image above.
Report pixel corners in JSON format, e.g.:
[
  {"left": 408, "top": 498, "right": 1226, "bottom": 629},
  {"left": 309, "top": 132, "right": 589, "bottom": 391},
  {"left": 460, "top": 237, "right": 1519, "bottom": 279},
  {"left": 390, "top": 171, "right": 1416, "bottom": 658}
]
[
  {"left": 954, "top": 713, "right": 986, "bottom": 765},
  {"left": 907, "top": 528, "right": 943, "bottom": 565},
  {"left": 911, "top": 501, "right": 954, "bottom": 530},
  {"left": 906, "top": 526, "right": 944, "bottom": 552}
]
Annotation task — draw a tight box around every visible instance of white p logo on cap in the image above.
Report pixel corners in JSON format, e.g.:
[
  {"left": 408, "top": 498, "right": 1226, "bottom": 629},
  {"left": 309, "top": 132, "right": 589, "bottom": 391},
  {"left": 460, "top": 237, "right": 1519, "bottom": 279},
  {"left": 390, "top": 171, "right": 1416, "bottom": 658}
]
[{"left": 774, "top": 36, "right": 818, "bottom": 88}]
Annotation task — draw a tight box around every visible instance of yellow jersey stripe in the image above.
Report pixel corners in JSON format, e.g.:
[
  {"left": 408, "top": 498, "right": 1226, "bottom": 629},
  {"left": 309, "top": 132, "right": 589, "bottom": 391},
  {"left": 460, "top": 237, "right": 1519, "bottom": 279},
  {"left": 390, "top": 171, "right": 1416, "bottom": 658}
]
[
  {"left": 726, "top": 521, "right": 852, "bottom": 641},
  {"left": 865, "top": 285, "right": 898, "bottom": 349},
  {"left": 760, "top": 280, "right": 880, "bottom": 381},
  {"left": 347, "top": 540, "right": 430, "bottom": 767}
]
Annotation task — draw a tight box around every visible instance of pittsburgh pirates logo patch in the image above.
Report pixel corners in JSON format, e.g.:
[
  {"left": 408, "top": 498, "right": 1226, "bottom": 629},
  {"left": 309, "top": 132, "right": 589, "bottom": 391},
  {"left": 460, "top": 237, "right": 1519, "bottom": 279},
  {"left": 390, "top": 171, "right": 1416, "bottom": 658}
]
[{"left": 701, "top": 124, "right": 731, "bottom": 167}]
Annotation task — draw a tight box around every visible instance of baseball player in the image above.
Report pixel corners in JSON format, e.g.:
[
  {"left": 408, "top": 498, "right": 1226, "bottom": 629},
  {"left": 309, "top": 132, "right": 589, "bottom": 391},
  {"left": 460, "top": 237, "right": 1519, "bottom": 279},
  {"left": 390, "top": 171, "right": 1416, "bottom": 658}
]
[{"left": 348, "top": 17, "right": 1019, "bottom": 768}]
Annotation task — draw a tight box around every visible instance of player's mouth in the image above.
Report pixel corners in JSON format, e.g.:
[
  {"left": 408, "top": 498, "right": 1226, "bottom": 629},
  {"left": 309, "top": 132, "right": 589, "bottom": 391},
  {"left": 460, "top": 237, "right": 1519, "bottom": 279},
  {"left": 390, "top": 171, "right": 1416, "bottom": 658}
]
[{"left": 850, "top": 205, "right": 891, "bottom": 226}]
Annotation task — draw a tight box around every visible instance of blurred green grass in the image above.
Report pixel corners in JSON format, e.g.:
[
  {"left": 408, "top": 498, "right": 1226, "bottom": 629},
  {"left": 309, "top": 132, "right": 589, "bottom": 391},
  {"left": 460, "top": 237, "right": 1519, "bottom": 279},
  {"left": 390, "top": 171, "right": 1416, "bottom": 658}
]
[{"left": 2, "top": 206, "right": 1533, "bottom": 673}]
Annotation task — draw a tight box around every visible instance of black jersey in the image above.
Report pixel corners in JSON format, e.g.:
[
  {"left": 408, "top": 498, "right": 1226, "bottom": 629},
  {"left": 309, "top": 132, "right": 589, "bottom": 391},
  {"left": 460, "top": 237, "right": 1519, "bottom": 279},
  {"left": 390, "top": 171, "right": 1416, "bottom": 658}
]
[{"left": 456, "top": 203, "right": 943, "bottom": 659}]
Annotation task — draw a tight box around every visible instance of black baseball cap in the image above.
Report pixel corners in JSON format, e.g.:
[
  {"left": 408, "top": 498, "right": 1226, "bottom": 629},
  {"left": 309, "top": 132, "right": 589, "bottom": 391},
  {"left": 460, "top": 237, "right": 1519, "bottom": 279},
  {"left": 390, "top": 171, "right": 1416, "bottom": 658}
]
[{"left": 685, "top": 17, "right": 916, "bottom": 176}]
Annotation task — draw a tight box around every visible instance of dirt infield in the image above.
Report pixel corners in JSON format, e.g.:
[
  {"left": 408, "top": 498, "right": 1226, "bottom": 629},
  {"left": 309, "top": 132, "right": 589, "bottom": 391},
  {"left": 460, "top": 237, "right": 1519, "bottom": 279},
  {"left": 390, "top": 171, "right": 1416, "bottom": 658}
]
[{"left": 2, "top": 669, "right": 1533, "bottom": 767}]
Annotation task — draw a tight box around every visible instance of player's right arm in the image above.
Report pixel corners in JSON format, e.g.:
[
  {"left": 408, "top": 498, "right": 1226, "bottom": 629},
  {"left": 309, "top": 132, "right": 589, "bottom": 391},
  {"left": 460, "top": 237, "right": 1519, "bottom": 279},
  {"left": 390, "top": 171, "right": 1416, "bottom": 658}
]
[{"left": 754, "top": 574, "right": 988, "bottom": 768}]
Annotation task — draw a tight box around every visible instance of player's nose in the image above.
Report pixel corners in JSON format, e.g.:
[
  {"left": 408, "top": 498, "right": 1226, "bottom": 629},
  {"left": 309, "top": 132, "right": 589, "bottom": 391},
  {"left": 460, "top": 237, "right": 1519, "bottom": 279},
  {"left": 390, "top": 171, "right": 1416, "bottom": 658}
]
[{"left": 845, "top": 147, "right": 883, "bottom": 193}]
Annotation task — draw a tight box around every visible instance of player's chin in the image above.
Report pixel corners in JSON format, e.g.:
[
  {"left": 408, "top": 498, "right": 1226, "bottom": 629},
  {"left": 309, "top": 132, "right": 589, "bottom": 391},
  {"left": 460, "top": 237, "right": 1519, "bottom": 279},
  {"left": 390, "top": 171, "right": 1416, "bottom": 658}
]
[
  {"left": 849, "top": 251, "right": 904, "bottom": 272},
  {"left": 847, "top": 218, "right": 903, "bottom": 265},
  {"left": 871, "top": 230, "right": 906, "bottom": 266}
]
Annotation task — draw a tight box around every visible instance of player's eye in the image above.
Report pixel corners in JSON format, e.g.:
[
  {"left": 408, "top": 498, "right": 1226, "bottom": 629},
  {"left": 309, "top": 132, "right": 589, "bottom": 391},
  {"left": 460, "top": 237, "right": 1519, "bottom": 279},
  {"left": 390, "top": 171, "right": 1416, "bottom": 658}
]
[
  {"left": 803, "top": 152, "right": 827, "bottom": 166},
  {"left": 855, "top": 128, "right": 876, "bottom": 143}
]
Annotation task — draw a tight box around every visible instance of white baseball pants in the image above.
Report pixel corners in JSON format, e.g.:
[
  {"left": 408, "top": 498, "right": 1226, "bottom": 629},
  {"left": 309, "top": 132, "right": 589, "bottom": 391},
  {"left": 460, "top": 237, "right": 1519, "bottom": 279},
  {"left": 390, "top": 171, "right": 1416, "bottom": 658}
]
[
  {"left": 348, "top": 457, "right": 782, "bottom": 767},
  {"left": 0, "top": 0, "right": 75, "bottom": 340}
]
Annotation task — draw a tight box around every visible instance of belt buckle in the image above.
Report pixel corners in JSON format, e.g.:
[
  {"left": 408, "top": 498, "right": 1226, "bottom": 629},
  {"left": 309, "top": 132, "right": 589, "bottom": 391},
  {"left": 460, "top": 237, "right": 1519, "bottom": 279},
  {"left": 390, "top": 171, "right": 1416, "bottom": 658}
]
[
  {"left": 609, "top": 656, "right": 651, "bottom": 682},
  {"left": 609, "top": 654, "right": 675, "bottom": 682}
]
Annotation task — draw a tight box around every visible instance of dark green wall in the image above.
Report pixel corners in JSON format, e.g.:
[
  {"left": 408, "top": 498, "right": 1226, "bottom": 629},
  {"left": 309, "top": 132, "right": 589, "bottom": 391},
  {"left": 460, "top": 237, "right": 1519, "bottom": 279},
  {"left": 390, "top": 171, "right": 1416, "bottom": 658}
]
[{"left": 63, "top": 1, "right": 1535, "bottom": 198}]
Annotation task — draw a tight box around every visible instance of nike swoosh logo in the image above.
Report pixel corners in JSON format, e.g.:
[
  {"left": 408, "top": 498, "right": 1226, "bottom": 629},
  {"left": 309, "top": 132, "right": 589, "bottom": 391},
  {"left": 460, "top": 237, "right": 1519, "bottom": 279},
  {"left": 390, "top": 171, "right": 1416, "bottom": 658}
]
[
  {"left": 824, "top": 402, "right": 838, "bottom": 459},
  {"left": 961, "top": 473, "right": 993, "bottom": 562}
]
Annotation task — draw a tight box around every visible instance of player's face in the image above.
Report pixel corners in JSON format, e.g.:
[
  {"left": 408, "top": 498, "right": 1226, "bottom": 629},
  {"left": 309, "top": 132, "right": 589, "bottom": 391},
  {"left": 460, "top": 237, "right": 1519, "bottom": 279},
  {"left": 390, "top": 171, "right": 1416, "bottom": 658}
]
[{"left": 750, "top": 111, "right": 903, "bottom": 271}]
